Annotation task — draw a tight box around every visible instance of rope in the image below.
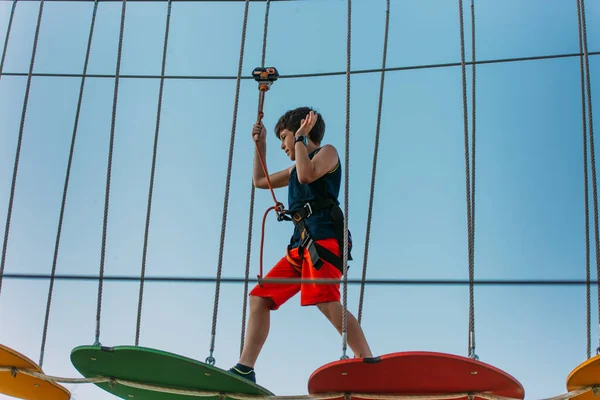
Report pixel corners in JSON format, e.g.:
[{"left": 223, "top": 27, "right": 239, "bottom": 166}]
[
  {"left": 575, "top": 0, "right": 599, "bottom": 355},
  {"left": 340, "top": 0, "right": 351, "bottom": 360},
  {"left": 0, "top": 0, "right": 45, "bottom": 298},
  {"left": 458, "top": 0, "right": 477, "bottom": 360},
  {"left": 241, "top": 0, "right": 271, "bottom": 355},
  {"left": 207, "top": 0, "right": 250, "bottom": 366},
  {"left": 241, "top": 185, "right": 255, "bottom": 356},
  {"left": 2, "top": 52, "right": 599, "bottom": 82},
  {"left": 252, "top": 108, "right": 284, "bottom": 215},
  {"left": 252, "top": 91, "right": 286, "bottom": 283},
  {"left": 469, "top": 0, "right": 476, "bottom": 353},
  {"left": 95, "top": 0, "right": 127, "bottom": 346},
  {"left": 357, "top": 0, "right": 389, "bottom": 325},
  {"left": 469, "top": 0, "right": 477, "bottom": 360},
  {"left": 135, "top": 0, "right": 172, "bottom": 347},
  {"left": 8, "top": 273, "right": 600, "bottom": 286},
  {"left": 39, "top": 0, "right": 99, "bottom": 367},
  {"left": 251, "top": 72, "right": 287, "bottom": 283},
  {"left": 0, "top": 367, "right": 110, "bottom": 384},
  {"left": 575, "top": 0, "right": 592, "bottom": 360},
  {"left": 0, "top": 0, "right": 16, "bottom": 84},
  {"left": 533, "top": 387, "right": 598, "bottom": 400},
  {"left": 0, "top": 366, "right": 595, "bottom": 400},
  {"left": 260, "top": 1, "right": 270, "bottom": 67},
  {"left": 0, "top": 0, "right": 295, "bottom": 2}
]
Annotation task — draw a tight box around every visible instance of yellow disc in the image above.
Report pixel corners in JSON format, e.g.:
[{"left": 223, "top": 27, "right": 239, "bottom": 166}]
[
  {"left": 567, "top": 355, "right": 600, "bottom": 400},
  {"left": 0, "top": 344, "right": 70, "bottom": 400}
]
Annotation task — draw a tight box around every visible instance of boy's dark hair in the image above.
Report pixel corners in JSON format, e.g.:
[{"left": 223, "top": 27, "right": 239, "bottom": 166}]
[{"left": 274, "top": 106, "right": 325, "bottom": 144}]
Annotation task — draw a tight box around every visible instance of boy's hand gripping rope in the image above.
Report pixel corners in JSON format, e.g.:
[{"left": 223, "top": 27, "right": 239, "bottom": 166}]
[{"left": 252, "top": 67, "right": 285, "bottom": 285}]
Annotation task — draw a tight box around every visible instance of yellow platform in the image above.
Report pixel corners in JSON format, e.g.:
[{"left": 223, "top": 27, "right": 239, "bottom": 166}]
[
  {"left": 567, "top": 355, "right": 600, "bottom": 400},
  {"left": 0, "top": 344, "right": 70, "bottom": 400}
]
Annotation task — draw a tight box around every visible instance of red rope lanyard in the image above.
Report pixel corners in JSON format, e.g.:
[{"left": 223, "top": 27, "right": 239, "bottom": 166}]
[{"left": 252, "top": 67, "right": 284, "bottom": 284}]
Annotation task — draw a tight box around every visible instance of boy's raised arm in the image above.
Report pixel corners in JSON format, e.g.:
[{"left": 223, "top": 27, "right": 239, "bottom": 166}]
[{"left": 293, "top": 111, "right": 338, "bottom": 184}]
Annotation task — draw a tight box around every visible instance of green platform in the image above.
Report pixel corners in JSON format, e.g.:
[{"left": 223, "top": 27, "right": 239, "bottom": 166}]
[{"left": 71, "top": 345, "right": 274, "bottom": 400}]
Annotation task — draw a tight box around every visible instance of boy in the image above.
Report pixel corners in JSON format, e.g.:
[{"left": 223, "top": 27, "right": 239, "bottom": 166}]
[{"left": 229, "top": 106, "right": 373, "bottom": 383}]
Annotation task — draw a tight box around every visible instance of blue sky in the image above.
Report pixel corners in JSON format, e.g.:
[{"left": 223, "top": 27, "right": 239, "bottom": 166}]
[{"left": 0, "top": 0, "right": 599, "bottom": 399}]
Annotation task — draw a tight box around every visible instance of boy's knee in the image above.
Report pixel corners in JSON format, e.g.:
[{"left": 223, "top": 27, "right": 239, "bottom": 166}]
[{"left": 250, "top": 295, "right": 275, "bottom": 311}]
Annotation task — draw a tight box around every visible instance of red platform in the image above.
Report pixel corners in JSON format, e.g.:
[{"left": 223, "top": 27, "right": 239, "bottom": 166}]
[{"left": 308, "top": 351, "right": 524, "bottom": 400}]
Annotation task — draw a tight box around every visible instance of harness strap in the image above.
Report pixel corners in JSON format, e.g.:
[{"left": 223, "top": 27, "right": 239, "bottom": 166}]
[{"left": 283, "top": 198, "right": 351, "bottom": 273}]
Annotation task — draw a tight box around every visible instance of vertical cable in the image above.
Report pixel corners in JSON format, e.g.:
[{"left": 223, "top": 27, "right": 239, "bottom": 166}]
[
  {"left": 0, "top": 0, "right": 19, "bottom": 303},
  {"left": 470, "top": 0, "right": 476, "bottom": 301},
  {"left": 0, "top": 0, "right": 17, "bottom": 83},
  {"left": 39, "top": 0, "right": 99, "bottom": 367},
  {"left": 575, "top": 0, "right": 599, "bottom": 355},
  {"left": 469, "top": 0, "right": 477, "bottom": 360},
  {"left": 0, "top": 0, "right": 45, "bottom": 297},
  {"left": 95, "top": 0, "right": 127, "bottom": 346},
  {"left": 136, "top": 0, "right": 172, "bottom": 346},
  {"left": 575, "top": 0, "right": 592, "bottom": 360},
  {"left": 240, "top": 0, "right": 271, "bottom": 356},
  {"left": 358, "top": 0, "right": 389, "bottom": 325},
  {"left": 341, "top": 0, "right": 351, "bottom": 360},
  {"left": 458, "top": 0, "right": 477, "bottom": 359},
  {"left": 207, "top": 0, "right": 250, "bottom": 365}
]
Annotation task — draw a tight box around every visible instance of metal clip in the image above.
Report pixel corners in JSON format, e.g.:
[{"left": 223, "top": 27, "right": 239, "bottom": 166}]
[{"left": 252, "top": 67, "right": 279, "bottom": 91}]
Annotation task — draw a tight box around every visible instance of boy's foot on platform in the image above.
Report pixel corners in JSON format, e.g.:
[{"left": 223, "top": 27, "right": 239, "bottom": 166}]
[{"left": 229, "top": 363, "right": 256, "bottom": 383}]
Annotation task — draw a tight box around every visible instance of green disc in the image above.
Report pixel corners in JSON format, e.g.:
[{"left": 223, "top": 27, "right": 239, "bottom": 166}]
[{"left": 71, "top": 345, "right": 273, "bottom": 400}]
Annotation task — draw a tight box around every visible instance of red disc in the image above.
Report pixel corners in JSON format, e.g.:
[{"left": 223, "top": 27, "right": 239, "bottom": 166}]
[{"left": 308, "top": 351, "right": 524, "bottom": 400}]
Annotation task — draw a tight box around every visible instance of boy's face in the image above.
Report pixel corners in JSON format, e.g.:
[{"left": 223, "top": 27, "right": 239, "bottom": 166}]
[{"left": 279, "top": 129, "right": 296, "bottom": 160}]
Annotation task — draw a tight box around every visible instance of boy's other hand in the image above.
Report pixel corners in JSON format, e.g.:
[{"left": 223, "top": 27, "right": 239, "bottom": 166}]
[{"left": 295, "top": 111, "right": 318, "bottom": 137}]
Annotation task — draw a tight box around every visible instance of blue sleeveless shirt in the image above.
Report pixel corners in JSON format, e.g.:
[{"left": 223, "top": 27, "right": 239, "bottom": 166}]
[{"left": 288, "top": 147, "right": 351, "bottom": 249}]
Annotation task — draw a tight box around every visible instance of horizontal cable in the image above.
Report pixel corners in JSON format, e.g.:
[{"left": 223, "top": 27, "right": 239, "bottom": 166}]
[
  {"left": 0, "top": 367, "right": 542, "bottom": 400},
  {"left": 2, "top": 273, "right": 598, "bottom": 286},
  {"left": 0, "top": 368, "right": 594, "bottom": 400},
  {"left": 1, "top": 51, "right": 598, "bottom": 81},
  {"left": 0, "top": 0, "right": 296, "bottom": 2}
]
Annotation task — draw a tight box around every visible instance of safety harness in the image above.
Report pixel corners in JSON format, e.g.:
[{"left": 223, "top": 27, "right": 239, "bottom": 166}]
[{"left": 278, "top": 189, "right": 352, "bottom": 274}]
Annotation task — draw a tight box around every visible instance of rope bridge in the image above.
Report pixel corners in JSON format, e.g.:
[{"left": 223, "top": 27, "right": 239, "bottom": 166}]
[{"left": 0, "top": 0, "right": 598, "bottom": 399}]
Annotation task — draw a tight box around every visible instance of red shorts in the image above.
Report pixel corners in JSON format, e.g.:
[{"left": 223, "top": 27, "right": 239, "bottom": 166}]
[{"left": 250, "top": 238, "right": 343, "bottom": 310}]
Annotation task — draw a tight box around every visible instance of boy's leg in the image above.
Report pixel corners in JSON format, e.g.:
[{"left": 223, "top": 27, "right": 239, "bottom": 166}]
[
  {"left": 300, "top": 238, "right": 373, "bottom": 359},
  {"left": 238, "top": 295, "right": 275, "bottom": 368},
  {"left": 316, "top": 301, "right": 373, "bottom": 359},
  {"left": 230, "top": 251, "right": 301, "bottom": 382}
]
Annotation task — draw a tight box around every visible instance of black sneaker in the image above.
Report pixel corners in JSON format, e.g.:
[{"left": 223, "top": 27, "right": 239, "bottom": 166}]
[{"left": 229, "top": 364, "right": 256, "bottom": 383}]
